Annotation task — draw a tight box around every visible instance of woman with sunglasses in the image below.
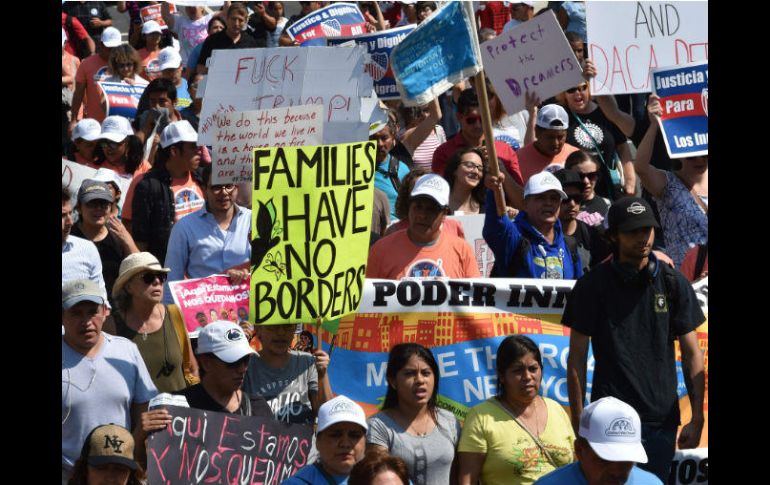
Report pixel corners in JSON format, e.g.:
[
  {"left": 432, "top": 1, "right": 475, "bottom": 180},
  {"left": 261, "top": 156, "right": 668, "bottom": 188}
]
[
  {"left": 564, "top": 150, "right": 611, "bottom": 227},
  {"left": 444, "top": 147, "right": 487, "bottom": 215},
  {"left": 556, "top": 81, "right": 636, "bottom": 199},
  {"left": 112, "top": 252, "right": 198, "bottom": 394},
  {"left": 94, "top": 115, "right": 152, "bottom": 177},
  {"left": 103, "top": 44, "right": 149, "bottom": 87}
]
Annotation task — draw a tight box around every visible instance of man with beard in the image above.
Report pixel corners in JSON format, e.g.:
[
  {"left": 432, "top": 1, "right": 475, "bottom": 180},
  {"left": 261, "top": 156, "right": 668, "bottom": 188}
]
[{"left": 483, "top": 170, "right": 583, "bottom": 279}]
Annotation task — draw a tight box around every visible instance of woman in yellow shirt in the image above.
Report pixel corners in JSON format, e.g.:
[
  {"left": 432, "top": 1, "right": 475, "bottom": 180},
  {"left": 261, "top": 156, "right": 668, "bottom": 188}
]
[{"left": 458, "top": 335, "right": 575, "bottom": 485}]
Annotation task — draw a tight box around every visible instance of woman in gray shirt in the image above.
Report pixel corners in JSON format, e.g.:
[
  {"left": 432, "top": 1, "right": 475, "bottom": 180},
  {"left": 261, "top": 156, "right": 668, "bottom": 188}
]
[{"left": 366, "top": 343, "right": 461, "bottom": 485}]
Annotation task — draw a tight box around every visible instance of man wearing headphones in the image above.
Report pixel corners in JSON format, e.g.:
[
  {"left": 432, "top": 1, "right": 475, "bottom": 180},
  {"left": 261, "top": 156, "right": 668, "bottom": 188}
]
[{"left": 561, "top": 197, "right": 705, "bottom": 483}]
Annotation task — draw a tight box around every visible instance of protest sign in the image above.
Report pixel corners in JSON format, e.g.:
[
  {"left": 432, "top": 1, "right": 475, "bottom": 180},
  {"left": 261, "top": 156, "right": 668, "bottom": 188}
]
[
  {"left": 317, "top": 277, "right": 708, "bottom": 450},
  {"left": 61, "top": 159, "right": 132, "bottom": 209},
  {"left": 249, "top": 142, "right": 375, "bottom": 325},
  {"left": 170, "top": 1, "right": 222, "bottom": 6},
  {"left": 211, "top": 105, "right": 324, "bottom": 185},
  {"left": 671, "top": 448, "right": 708, "bottom": 485},
  {"left": 328, "top": 25, "right": 416, "bottom": 100},
  {"left": 198, "top": 46, "right": 372, "bottom": 146},
  {"left": 140, "top": 4, "right": 167, "bottom": 28},
  {"left": 652, "top": 61, "right": 708, "bottom": 158},
  {"left": 146, "top": 405, "right": 314, "bottom": 485},
  {"left": 168, "top": 275, "right": 249, "bottom": 337},
  {"left": 481, "top": 10, "right": 584, "bottom": 115},
  {"left": 586, "top": 1, "right": 708, "bottom": 95},
  {"left": 286, "top": 2, "right": 367, "bottom": 46},
  {"left": 99, "top": 82, "right": 146, "bottom": 120},
  {"left": 391, "top": 0, "right": 482, "bottom": 105},
  {"left": 448, "top": 214, "right": 495, "bottom": 277}
]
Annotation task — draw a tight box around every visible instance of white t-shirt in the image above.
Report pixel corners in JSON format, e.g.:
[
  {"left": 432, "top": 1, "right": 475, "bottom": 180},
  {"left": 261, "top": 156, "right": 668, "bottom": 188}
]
[{"left": 172, "top": 12, "right": 214, "bottom": 63}]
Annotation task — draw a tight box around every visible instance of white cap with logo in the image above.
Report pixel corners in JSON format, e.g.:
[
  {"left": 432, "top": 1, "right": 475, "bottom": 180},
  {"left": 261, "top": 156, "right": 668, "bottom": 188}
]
[
  {"left": 158, "top": 46, "right": 182, "bottom": 71},
  {"left": 410, "top": 173, "right": 450, "bottom": 208},
  {"left": 196, "top": 321, "right": 256, "bottom": 363},
  {"left": 579, "top": 396, "right": 648, "bottom": 463},
  {"left": 317, "top": 395, "right": 368, "bottom": 434},
  {"left": 101, "top": 27, "right": 123, "bottom": 48},
  {"left": 523, "top": 171, "right": 567, "bottom": 200}
]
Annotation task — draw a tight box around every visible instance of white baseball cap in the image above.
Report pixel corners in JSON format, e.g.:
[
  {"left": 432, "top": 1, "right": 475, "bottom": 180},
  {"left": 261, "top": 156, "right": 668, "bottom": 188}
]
[
  {"left": 196, "top": 321, "right": 257, "bottom": 363},
  {"left": 100, "top": 116, "right": 134, "bottom": 143},
  {"left": 158, "top": 46, "right": 182, "bottom": 71},
  {"left": 142, "top": 20, "right": 163, "bottom": 35},
  {"left": 579, "top": 397, "right": 648, "bottom": 463},
  {"left": 101, "top": 26, "right": 123, "bottom": 48},
  {"left": 72, "top": 118, "right": 102, "bottom": 142},
  {"left": 523, "top": 171, "right": 567, "bottom": 200},
  {"left": 316, "top": 395, "right": 368, "bottom": 434},
  {"left": 160, "top": 120, "right": 198, "bottom": 148},
  {"left": 536, "top": 104, "right": 569, "bottom": 130},
  {"left": 410, "top": 174, "right": 450, "bottom": 208}
]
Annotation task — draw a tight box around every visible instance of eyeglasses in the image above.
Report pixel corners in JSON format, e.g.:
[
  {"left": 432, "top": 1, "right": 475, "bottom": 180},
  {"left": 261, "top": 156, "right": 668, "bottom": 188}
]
[
  {"left": 578, "top": 171, "right": 599, "bottom": 181},
  {"left": 217, "top": 354, "right": 251, "bottom": 368},
  {"left": 460, "top": 161, "right": 484, "bottom": 172},
  {"left": 561, "top": 194, "right": 584, "bottom": 204},
  {"left": 141, "top": 272, "right": 168, "bottom": 284},
  {"left": 566, "top": 84, "right": 589, "bottom": 94},
  {"left": 463, "top": 115, "right": 482, "bottom": 125},
  {"left": 210, "top": 184, "right": 236, "bottom": 194}
]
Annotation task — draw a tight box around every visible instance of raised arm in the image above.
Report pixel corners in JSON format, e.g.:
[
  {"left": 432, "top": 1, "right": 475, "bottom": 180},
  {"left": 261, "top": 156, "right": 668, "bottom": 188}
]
[
  {"left": 633, "top": 94, "right": 669, "bottom": 198},
  {"left": 161, "top": 2, "right": 176, "bottom": 30},
  {"left": 400, "top": 99, "right": 441, "bottom": 154}
]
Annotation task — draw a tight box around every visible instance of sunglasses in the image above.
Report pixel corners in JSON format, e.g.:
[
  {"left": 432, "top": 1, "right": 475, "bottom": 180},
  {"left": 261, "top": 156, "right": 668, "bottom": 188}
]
[
  {"left": 84, "top": 199, "right": 111, "bottom": 209},
  {"left": 463, "top": 115, "right": 482, "bottom": 125},
  {"left": 562, "top": 194, "right": 584, "bottom": 204},
  {"left": 210, "top": 184, "right": 236, "bottom": 193},
  {"left": 141, "top": 272, "right": 168, "bottom": 284},
  {"left": 578, "top": 171, "right": 599, "bottom": 181},
  {"left": 460, "top": 161, "right": 484, "bottom": 172},
  {"left": 566, "top": 84, "right": 589, "bottom": 94},
  {"left": 100, "top": 140, "right": 124, "bottom": 149},
  {"left": 217, "top": 354, "right": 251, "bottom": 368}
]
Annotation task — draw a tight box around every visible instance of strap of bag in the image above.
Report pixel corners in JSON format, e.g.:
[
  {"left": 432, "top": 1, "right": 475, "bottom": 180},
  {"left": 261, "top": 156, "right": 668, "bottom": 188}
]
[
  {"left": 572, "top": 112, "right": 614, "bottom": 170},
  {"left": 491, "top": 398, "right": 559, "bottom": 468},
  {"left": 167, "top": 304, "right": 200, "bottom": 386}
]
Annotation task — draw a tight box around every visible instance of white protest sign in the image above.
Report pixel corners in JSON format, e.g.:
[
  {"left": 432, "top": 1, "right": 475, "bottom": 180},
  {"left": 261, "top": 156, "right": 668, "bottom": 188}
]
[
  {"left": 199, "top": 46, "right": 372, "bottom": 146},
  {"left": 212, "top": 104, "right": 324, "bottom": 184},
  {"left": 481, "top": 10, "right": 583, "bottom": 115},
  {"left": 61, "top": 159, "right": 132, "bottom": 209},
  {"left": 671, "top": 448, "right": 708, "bottom": 485},
  {"left": 586, "top": 1, "right": 708, "bottom": 95},
  {"left": 449, "top": 214, "right": 495, "bottom": 277}
]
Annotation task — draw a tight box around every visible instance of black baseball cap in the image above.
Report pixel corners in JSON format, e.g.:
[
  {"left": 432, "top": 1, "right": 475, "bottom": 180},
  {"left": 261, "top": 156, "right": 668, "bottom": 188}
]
[
  {"left": 553, "top": 169, "right": 584, "bottom": 189},
  {"left": 607, "top": 197, "right": 660, "bottom": 232}
]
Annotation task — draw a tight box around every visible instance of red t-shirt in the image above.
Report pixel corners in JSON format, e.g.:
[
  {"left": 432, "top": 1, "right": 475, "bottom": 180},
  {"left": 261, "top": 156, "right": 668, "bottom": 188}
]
[
  {"left": 62, "top": 13, "right": 91, "bottom": 57},
  {"left": 516, "top": 142, "right": 580, "bottom": 183},
  {"left": 367, "top": 229, "right": 481, "bottom": 279},
  {"left": 477, "top": 2, "right": 511, "bottom": 34},
  {"left": 432, "top": 133, "right": 523, "bottom": 186}
]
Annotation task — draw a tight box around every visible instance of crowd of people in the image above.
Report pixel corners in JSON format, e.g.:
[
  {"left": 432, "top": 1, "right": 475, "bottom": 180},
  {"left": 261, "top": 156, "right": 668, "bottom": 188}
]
[{"left": 63, "top": 2, "right": 707, "bottom": 485}]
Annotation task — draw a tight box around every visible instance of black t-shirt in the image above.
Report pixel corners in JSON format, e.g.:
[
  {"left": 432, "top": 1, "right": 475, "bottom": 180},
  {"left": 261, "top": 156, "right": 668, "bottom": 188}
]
[
  {"left": 569, "top": 219, "right": 610, "bottom": 270},
  {"left": 581, "top": 195, "right": 610, "bottom": 220},
  {"left": 62, "top": 1, "right": 111, "bottom": 38},
  {"left": 246, "top": 3, "right": 276, "bottom": 47},
  {"left": 70, "top": 224, "right": 127, "bottom": 300},
  {"left": 198, "top": 30, "right": 260, "bottom": 69},
  {"left": 566, "top": 106, "right": 626, "bottom": 199},
  {"left": 177, "top": 383, "right": 274, "bottom": 418},
  {"left": 561, "top": 259, "right": 704, "bottom": 427}
]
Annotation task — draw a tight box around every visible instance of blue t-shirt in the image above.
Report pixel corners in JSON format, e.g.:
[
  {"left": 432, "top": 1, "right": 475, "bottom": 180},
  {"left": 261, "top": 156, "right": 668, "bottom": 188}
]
[
  {"left": 175, "top": 78, "right": 193, "bottom": 110},
  {"left": 374, "top": 155, "right": 410, "bottom": 220},
  {"left": 282, "top": 463, "right": 348, "bottom": 485},
  {"left": 535, "top": 462, "right": 663, "bottom": 485}
]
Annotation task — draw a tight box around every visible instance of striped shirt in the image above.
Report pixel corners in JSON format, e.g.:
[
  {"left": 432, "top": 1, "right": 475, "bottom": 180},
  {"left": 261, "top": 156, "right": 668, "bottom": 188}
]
[
  {"left": 62, "top": 235, "right": 107, "bottom": 302},
  {"left": 412, "top": 125, "right": 446, "bottom": 172}
]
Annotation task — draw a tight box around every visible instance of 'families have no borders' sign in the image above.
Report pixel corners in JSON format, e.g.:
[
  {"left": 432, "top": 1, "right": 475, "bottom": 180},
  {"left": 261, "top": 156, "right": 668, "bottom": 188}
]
[{"left": 249, "top": 141, "right": 376, "bottom": 325}]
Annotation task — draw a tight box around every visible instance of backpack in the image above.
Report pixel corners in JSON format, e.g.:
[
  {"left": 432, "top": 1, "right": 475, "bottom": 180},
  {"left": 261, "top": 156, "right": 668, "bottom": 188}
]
[
  {"left": 375, "top": 156, "right": 402, "bottom": 193},
  {"left": 504, "top": 234, "right": 580, "bottom": 278}
]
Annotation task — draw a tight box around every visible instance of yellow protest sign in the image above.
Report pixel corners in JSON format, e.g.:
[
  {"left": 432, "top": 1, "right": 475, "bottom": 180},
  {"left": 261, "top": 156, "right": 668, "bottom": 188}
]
[{"left": 249, "top": 142, "right": 376, "bottom": 325}]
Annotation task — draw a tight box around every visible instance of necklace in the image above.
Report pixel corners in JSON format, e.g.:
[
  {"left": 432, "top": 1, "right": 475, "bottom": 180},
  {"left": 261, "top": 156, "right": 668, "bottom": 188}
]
[
  {"left": 62, "top": 355, "right": 97, "bottom": 424},
  {"left": 504, "top": 396, "right": 541, "bottom": 437}
]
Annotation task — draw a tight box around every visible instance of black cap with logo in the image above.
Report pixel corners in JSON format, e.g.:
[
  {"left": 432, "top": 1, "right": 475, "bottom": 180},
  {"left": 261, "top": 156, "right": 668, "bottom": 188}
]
[{"left": 607, "top": 197, "right": 661, "bottom": 232}]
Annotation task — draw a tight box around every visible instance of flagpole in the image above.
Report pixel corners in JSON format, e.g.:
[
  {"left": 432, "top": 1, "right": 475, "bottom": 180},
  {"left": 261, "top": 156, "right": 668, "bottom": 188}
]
[{"left": 463, "top": 0, "right": 506, "bottom": 217}]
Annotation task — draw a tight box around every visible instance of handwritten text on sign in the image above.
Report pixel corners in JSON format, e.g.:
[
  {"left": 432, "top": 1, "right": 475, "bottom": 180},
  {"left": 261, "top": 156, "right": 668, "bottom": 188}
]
[
  {"left": 249, "top": 142, "right": 375, "bottom": 325},
  {"left": 146, "top": 405, "right": 313, "bottom": 485},
  {"left": 168, "top": 275, "right": 249, "bottom": 337},
  {"left": 212, "top": 105, "right": 324, "bottom": 184},
  {"left": 482, "top": 10, "right": 583, "bottom": 115},
  {"left": 586, "top": 1, "right": 708, "bottom": 95},
  {"left": 198, "top": 46, "right": 371, "bottom": 146}
]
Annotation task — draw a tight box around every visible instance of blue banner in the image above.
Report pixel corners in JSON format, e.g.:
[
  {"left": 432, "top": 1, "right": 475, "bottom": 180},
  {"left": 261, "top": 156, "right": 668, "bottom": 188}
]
[
  {"left": 99, "top": 82, "right": 146, "bottom": 121},
  {"left": 286, "top": 2, "right": 367, "bottom": 47},
  {"left": 390, "top": 1, "right": 482, "bottom": 105},
  {"left": 651, "top": 61, "right": 708, "bottom": 159},
  {"left": 327, "top": 24, "right": 416, "bottom": 100}
]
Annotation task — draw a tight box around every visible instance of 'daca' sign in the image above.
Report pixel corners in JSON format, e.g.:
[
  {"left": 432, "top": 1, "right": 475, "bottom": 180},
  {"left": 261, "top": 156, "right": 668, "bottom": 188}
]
[{"left": 249, "top": 142, "right": 376, "bottom": 325}]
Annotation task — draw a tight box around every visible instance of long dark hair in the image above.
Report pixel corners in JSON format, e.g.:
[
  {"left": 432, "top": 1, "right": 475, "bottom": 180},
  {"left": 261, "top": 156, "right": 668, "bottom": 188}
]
[
  {"left": 496, "top": 335, "right": 543, "bottom": 398},
  {"left": 382, "top": 343, "right": 440, "bottom": 422},
  {"left": 93, "top": 135, "right": 144, "bottom": 175},
  {"left": 444, "top": 147, "right": 486, "bottom": 208}
]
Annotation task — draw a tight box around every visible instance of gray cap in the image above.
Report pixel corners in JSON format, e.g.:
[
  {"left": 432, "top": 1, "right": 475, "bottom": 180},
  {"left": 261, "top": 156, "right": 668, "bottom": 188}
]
[
  {"left": 77, "top": 180, "right": 114, "bottom": 205},
  {"left": 62, "top": 280, "right": 105, "bottom": 310}
]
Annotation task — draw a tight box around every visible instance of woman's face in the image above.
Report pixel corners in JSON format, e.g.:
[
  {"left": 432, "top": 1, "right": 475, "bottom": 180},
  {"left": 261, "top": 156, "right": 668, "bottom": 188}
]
[
  {"left": 565, "top": 83, "right": 591, "bottom": 112},
  {"left": 271, "top": 2, "right": 284, "bottom": 18},
  {"left": 455, "top": 152, "right": 484, "bottom": 190},
  {"left": 100, "top": 139, "right": 128, "bottom": 164},
  {"left": 575, "top": 160, "right": 599, "bottom": 200},
  {"left": 418, "top": 6, "right": 434, "bottom": 22},
  {"left": 209, "top": 19, "right": 226, "bottom": 35},
  {"left": 145, "top": 32, "right": 161, "bottom": 47},
  {"left": 316, "top": 422, "right": 366, "bottom": 476},
  {"left": 389, "top": 354, "right": 435, "bottom": 409},
  {"left": 75, "top": 138, "right": 97, "bottom": 158},
  {"left": 116, "top": 59, "right": 135, "bottom": 80},
  {"left": 127, "top": 271, "right": 165, "bottom": 304},
  {"left": 86, "top": 463, "right": 131, "bottom": 485},
  {"left": 79, "top": 199, "right": 111, "bottom": 227},
  {"left": 500, "top": 352, "right": 542, "bottom": 404}
]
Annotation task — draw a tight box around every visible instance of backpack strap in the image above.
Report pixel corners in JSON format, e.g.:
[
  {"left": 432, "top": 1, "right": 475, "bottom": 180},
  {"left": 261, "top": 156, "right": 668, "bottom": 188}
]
[
  {"left": 563, "top": 234, "right": 580, "bottom": 276},
  {"left": 506, "top": 237, "right": 531, "bottom": 277}
]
